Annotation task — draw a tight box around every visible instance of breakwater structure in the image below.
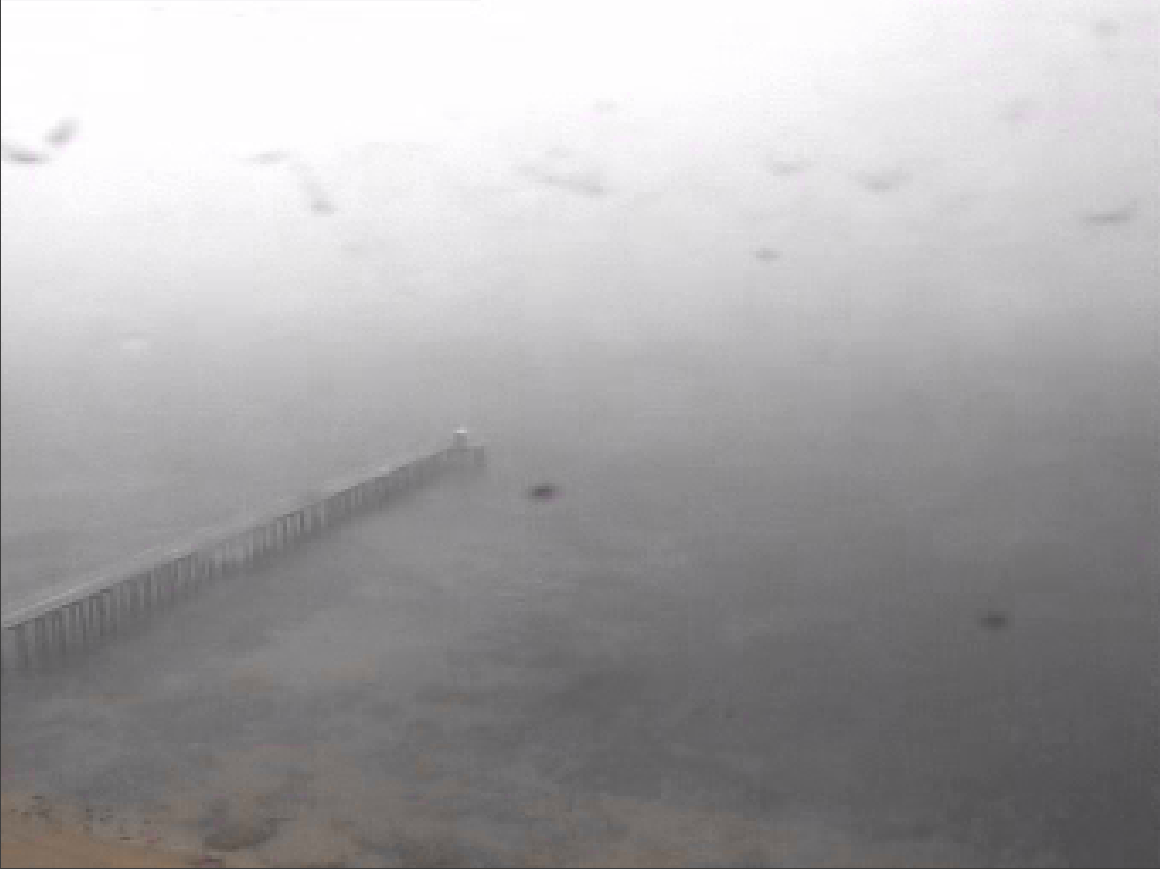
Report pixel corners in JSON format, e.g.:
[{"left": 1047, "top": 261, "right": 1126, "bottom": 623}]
[{"left": 1, "top": 429, "right": 486, "bottom": 675}]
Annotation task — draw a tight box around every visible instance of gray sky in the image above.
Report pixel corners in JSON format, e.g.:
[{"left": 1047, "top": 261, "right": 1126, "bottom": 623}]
[{"left": 1, "top": 0, "right": 1156, "bottom": 358}]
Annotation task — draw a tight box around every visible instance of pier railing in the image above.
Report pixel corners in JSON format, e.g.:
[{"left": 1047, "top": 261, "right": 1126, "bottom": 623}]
[{"left": 1, "top": 430, "right": 486, "bottom": 674}]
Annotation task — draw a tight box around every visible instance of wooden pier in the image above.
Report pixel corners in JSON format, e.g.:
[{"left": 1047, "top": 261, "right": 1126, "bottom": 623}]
[{"left": 0, "top": 430, "right": 486, "bottom": 674}]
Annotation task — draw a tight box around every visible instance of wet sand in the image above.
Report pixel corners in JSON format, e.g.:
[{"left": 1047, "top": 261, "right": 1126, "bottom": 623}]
[{"left": 1, "top": 794, "right": 227, "bottom": 868}]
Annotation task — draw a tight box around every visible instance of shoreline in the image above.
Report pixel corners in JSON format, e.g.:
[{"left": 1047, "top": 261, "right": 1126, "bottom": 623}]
[{"left": 1, "top": 793, "right": 250, "bottom": 869}]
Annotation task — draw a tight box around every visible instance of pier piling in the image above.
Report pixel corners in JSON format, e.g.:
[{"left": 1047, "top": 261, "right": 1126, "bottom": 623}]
[{"left": 1, "top": 431, "right": 486, "bottom": 675}]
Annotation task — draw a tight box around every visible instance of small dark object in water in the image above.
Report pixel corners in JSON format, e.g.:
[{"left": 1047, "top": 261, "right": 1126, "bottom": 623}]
[
  {"left": 527, "top": 483, "right": 559, "bottom": 501},
  {"left": 754, "top": 247, "right": 780, "bottom": 262},
  {"left": 979, "top": 610, "right": 1009, "bottom": 631}
]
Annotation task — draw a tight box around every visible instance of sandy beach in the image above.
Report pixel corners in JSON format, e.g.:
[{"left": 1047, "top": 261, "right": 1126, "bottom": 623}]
[{"left": 1, "top": 794, "right": 238, "bottom": 868}]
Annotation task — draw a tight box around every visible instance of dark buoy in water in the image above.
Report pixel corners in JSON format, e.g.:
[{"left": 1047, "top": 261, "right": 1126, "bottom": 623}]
[
  {"left": 527, "top": 483, "right": 559, "bottom": 501},
  {"left": 978, "top": 610, "right": 1009, "bottom": 631}
]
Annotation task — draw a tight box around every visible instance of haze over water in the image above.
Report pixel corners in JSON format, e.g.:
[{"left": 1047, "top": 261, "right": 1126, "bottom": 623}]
[{"left": 2, "top": 1, "right": 1157, "bottom": 866}]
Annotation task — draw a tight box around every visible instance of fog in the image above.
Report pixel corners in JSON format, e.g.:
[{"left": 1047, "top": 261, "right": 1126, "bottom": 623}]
[{"left": 2, "top": 1, "right": 1157, "bottom": 866}]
